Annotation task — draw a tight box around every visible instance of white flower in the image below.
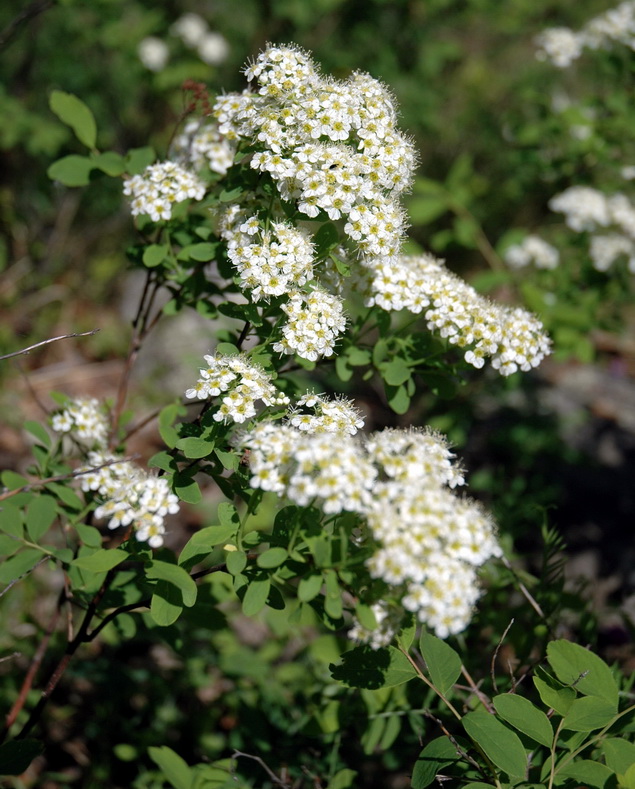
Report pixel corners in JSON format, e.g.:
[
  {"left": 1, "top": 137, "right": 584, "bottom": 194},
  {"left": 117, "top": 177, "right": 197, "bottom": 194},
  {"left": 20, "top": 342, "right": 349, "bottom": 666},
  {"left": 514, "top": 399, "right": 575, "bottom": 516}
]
[
  {"left": 172, "top": 119, "right": 236, "bottom": 175},
  {"left": 273, "top": 289, "right": 347, "bottom": 361},
  {"left": 197, "top": 32, "right": 230, "bottom": 65},
  {"left": 123, "top": 161, "right": 206, "bottom": 222},
  {"left": 171, "top": 13, "right": 208, "bottom": 47},
  {"left": 79, "top": 452, "right": 179, "bottom": 548},
  {"left": 185, "top": 352, "right": 289, "bottom": 424},
  {"left": 535, "top": 27, "right": 584, "bottom": 68},
  {"left": 504, "top": 235, "right": 560, "bottom": 270},
  {"left": 357, "top": 252, "right": 551, "bottom": 375},
  {"left": 549, "top": 186, "right": 611, "bottom": 232},
  {"left": 138, "top": 37, "right": 169, "bottom": 72},
  {"left": 51, "top": 398, "right": 109, "bottom": 448}
]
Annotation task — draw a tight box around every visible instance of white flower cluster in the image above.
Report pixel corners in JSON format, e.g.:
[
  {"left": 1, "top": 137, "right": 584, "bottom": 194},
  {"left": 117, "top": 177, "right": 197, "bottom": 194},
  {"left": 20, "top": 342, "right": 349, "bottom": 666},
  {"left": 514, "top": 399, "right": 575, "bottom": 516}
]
[
  {"left": 171, "top": 13, "right": 230, "bottom": 65},
  {"left": 243, "top": 422, "right": 500, "bottom": 638},
  {"left": 287, "top": 392, "right": 364, "bottom": 435},
  {"left": 185, "top": 352, "right": 289, "bottom": 423},
  {"left": 219, "top": 206, "right": 315, "bottom": 300},
  {"left": 272, "top": 289, "right": 347, "bottom": 361},
  {"left": 80, "top": 452, "right": 179, "bottom": 548},
  {"left": 549, "top": 186, "right": 635, "bottom": 272},
  {"left": 123, "top": 161, "right": 206, "bottom": 222},
  {"left": 536, "top": 2, "right": 635, "bottom": 68},
  {"left": 172, "top": 119, "right": 236, "bottom": 176},
  {"left": 51, "top": 397, "right": 109, "bottom": 448},
  {"left": 213, "top": 44, "right": 415, "bottom": 257},
  {"left": 504, "top": 235, "right": 560, "bottom": 270},
  {"left": 358, "top": 252, "right": 551, "bottom": 375}
]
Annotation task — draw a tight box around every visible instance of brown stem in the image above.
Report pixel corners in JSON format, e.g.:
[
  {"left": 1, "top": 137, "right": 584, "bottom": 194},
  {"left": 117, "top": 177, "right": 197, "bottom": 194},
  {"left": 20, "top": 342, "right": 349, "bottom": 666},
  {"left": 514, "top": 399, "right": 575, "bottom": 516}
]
[
  {"left": 1, "top": 600, "right": 63, "bottom": 741},
  {"left": 12, "top": 570, "right": 114, "bottom": 741}
]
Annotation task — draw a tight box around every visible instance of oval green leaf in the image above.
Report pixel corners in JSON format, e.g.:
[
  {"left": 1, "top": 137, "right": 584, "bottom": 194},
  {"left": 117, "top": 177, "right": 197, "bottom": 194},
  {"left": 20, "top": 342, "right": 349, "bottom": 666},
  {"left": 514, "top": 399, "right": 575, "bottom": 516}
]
[
  {"left": 493, "top": 693, "right": 553, "bottom": 747},
  {"left": 26, "top": 494, "right": 57, "bottom": 540},
  {"left": 420, "top": 631, "right": 462, "bottom": 696},
  {"left": 242, "top": 578, "right": 270, "bottom": 616},
  {"left": 462, "top": 710, "right": 527, "bottom": 778},
  {"left": 150, "top": 580, "right": 183, "bottom": 626},
  {"left": 50, "top": 90, "right": 97, "bottom": 149},
  {"left": 71, "top": 548, "right": 128, "bottom": 572},
  {"left": 298, "top": 573, "right": 323, "bottom": 602},
  {"left": 47, "top": 155, "right": 93, "bottom": 187},
  {"left": 547, "top": 639, "right": 619, "bottom": 706},
  {"left": 330, "top": 646, "right": 417, "bottom": 689},
  {"left": 562, "top": 695, "right": 617, "bottom": 732},
  {"left": 257, "top": 547, "right": 288, "bottom": 569},
  {"left": 146, "top": 560, "right": 197, "bottom": 607}
]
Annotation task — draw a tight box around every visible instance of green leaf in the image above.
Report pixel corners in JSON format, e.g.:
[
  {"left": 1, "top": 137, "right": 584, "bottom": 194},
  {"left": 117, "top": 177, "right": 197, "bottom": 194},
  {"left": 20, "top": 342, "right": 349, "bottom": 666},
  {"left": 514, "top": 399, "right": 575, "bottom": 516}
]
[
  {"left": 602, "top": 738, "right": 635, "bottom": 774},
  {"left": 219, "top": 186, "right": 243, "bottom": 202},
  {"left": 226, "top": 550, "right": 247, "bottom": 575},
  {"left": 298, "top": 572, "right": 323, "bottom": 602},
  {"left": 0, "top": 535, "right": 20, "bottom": 558},
  {"left": 0, "top": 549, "right": 46, "bottom": 584},
  {"left": 158, "top": 402, "right": 184, "bottom": 448},
  {"left": 533, "top": 674, "right": 576, "bottom": 716},
  {"left": 396, "top": 614, "right": 416, "bottom": 651},
  {"left": 314, "top": 222, "right": 340, "bottom": 256},
  {"left": 0, "top": 503, "right": 24, "bottom": 538},
  {"left": 620, "top": 763, "right": 635, "bottom": 789},
  {"left": 75, "top": 524, "right": 102, "bottom": 548},
  {"left": 173, "top": 473, "right": 202, "bottom": 504},
  {"left": 142, "top": 244, "right": 168, "bottom": 268},
  {"left": 190, "top": 524, "right": 238, "bottom": 546},
  {"left": 24, "top": 420, "right": 51, "bottom": 447},
  {"left": 47, "top": 155, "right": 93, "bottom": 186},
  {"left": 354, "top": 603, "right": 377, "bottom": 631},
  {"left": 49, "top": 90, "right": 97, "bottom": 148},
  {"left": 148, "top": 746, "right": 192, "bottom": 789},
  {"left": 547, "top": 640, "right": 619, "bottom": 706},
  {"left": 146, "top": 560, "right": 197, "bottom": 607},
  {"left": 462, "top": 710, "right": 527, "bottom": 778},
  {"left": 242, "top": 578, "right": 270, "bottom": 616},
  {"left": 185, "top": 242, "right": 217, "bottom": 262},
  {"left": 91, "top": 151, "right": 126, "bottom": 176},
  {"left": 326, "top": 768, "right": 357, "bottom": 789},
  {"left": 218, "top": 502, "right": 240, "bottom": 530},
  {"left": 492, "top": 693, "right": 553, "bottom": 747},
  {"left": 324, "top": 569, "right": 343, "bottom": 619},
  {"left": 0, "top": 739, "right": 43, "bottom": 776},
  {"left": 175, "top": 436, "right": 215, "bottom": 459},
  {"left": 71, "top": 548, "right": 128, "bottom": 572},
  {"left": 561, "top": 696, "right": 617, "bottom": 731},
  {"left": 412, "top": 736, "right": 462, "bottom": 789},
  {"left": 26, "top": 494, "right": 57, "bottom": 540},
  {"left": 46, "top": 482, "right": 83, "bottom": 511},
  {"left": 557, "top": 759, "right": 614, "bottom": 789},
  {"left": 150, "top": 580, "right": 183, "bottom": 626},
  {"left": 385, "top": 383, "right": 410, "bottom": 414},
  {"left": 380, "top": 358, "right": 411, "bottom": 386},
  {"left": 330, "top": 645, "right": 417, "bottom": 689},
  {"left": 420, "top": 631, "right": 462, "bottom": 696},
  {"left": 125, "top": 146, "right": 155, "bottom": 175},
  {"left": 257, "top": 547, "right": 288, "bottom": 569}
]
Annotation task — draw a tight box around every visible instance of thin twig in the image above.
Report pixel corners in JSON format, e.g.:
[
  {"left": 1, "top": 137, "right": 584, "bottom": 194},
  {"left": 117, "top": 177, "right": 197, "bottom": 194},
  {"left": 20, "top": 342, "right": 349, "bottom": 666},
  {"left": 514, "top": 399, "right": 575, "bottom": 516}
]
[
  {"left": 0, "top": 329, "right": 100, "bottom": 362},
  {"left": 460, "top": 665, "right": 496, "bottom": 714},
  {"left": 500, "top": 555, "right": 547, "bottom": 620},
  {"left": 0, "top": 557, "right": 49, "bottom": 598},
  {"left": 0, "top": 455, "right": 140, "bottom": 503},
  {"left": 490, "top": 618, "right": 514, "bottom": 694},
  {"left": 0, "top": 0, "right": 56, "bottom": 49},
  {"left": 232, "top": 750, "right": 290, "bottom": 787},
  {"left": 422, "top": 710, "right": 485, "bottom": 775}
]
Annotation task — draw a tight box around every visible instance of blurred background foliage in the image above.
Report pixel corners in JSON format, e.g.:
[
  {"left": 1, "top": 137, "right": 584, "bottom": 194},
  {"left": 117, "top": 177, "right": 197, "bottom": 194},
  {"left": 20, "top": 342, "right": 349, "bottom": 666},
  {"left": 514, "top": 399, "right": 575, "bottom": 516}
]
[{"left": 1, "top": 0, "right": 635, "bottom": 786}]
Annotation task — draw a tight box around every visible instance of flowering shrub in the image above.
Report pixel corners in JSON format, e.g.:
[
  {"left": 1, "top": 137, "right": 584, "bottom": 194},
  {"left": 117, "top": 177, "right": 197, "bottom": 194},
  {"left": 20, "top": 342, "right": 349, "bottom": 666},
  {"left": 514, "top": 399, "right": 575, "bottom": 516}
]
[{"left": 1, "top": 37, "right": 633, "bottom": 789}]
